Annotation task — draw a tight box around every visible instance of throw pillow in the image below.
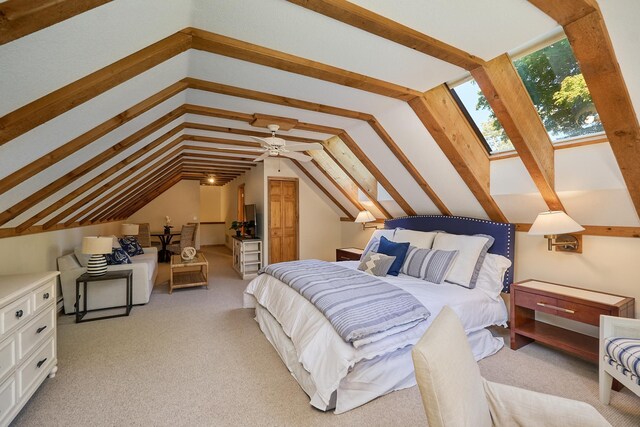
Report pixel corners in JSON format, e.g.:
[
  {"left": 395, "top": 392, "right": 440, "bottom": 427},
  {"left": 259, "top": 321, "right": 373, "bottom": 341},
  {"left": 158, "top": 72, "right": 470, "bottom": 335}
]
[
  {"left": 432, "top": 233, "right": 495, "bottom": 289},
  {"left": 118, "top": 236, "right": 144, "bottom": 257},
  {"left": 357, "top": 252, "right": 396, "bottom": 277},
  {"left": 104, "top": 247, "right": 132, "bottom": 265},
  {"left": 400, "top": 246, "right": 459, "bottom": 284},
  {"left": 377, "top": 236, "right": 410, "bottom": 276},
  {"left": 360, "top": 229, "right": 396, "bottom": 260},
  {"left": 475, "top": 254, "right": 512, "bottom": 300}
]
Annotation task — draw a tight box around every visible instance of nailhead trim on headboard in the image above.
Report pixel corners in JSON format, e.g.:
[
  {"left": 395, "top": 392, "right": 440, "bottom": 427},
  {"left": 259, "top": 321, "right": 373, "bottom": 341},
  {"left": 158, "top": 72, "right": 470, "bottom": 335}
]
[{"left": 384, "top": 215, "right": 515, "bottom": 293}]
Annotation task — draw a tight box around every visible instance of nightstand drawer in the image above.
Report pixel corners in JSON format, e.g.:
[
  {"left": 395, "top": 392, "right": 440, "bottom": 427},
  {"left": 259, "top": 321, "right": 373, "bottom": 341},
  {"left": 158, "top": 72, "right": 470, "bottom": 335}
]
[
  {"left": 556, "top": 299, "right": 610, "bottom": 326},
  {"left": 336, "top": 248, "right": 363, "bottom": 262},
  {"left": 514, "top": 291, "right": 558, "bottom": 316}
]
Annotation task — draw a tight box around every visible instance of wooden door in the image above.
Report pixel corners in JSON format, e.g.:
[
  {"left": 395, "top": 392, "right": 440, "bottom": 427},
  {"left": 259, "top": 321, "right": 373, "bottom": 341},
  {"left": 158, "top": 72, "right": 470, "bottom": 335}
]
[{"left": 268, "top": 178, "right": 298, "bottom": 264}]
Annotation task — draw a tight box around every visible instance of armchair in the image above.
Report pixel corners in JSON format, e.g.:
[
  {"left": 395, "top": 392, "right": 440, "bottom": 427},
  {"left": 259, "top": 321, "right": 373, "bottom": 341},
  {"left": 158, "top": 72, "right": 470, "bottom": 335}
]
[
  {"left": 600, "top": 315, "right": 640, "bottom": 404},
  {"left": 412, "top": 306, "right": 610, "bottom": 427}
]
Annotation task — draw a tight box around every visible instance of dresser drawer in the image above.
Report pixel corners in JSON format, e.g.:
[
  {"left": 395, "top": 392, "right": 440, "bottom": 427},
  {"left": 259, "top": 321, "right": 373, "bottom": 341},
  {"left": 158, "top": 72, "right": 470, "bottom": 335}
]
[
  {"left": 514, "top": 290, "right": 558, "bottom": 316},
  {"left": 0, "top": 339, "right": 16, "bottom": 382},
  {"left": 18, "top": 308, "right": 55, "bottom": 360},
  {"left": 0, "top": 375, "right": 16, "bottom": 425},
  {"left": 1, "top": 296, "right": 31, "bottom": 336},
  {"left": 17, "top": 338, "right": 54, "bottom": 398},
  {"left": 33, "top": 280, "right": 55, "bottom": 313}
]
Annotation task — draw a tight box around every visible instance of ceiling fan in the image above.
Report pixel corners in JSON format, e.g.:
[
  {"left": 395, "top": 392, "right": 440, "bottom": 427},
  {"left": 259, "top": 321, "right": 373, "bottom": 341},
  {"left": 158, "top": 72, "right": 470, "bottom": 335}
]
[{"left": 234, "top": 124, "right": 323, "bottom": 162}]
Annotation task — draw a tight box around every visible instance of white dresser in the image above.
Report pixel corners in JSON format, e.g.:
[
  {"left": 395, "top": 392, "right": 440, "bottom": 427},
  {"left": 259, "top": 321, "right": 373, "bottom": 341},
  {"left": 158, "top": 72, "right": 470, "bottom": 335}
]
[
  {"left": 0, "top": 272, "right": 59, "bottom": 426},
  {"left": 232, "top": 236, "right": 262, "bottom": 279}
]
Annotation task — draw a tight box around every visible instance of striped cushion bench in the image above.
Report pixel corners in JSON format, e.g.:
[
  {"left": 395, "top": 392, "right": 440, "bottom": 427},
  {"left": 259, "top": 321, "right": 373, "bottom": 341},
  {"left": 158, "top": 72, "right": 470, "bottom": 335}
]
[{"left": 604, "top": 337, "right": 640, "bottom": 386}]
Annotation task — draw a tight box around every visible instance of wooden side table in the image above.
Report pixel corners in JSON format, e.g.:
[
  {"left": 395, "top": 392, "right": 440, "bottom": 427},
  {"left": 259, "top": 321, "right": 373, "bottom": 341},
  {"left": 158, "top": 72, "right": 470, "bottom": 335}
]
[
  {"left": 169, "top": 253, "right": 209, "bottom": 294},
  {"left": 336, "top": 248, "right": 363, "bottom": 261},
  {"left": 510, "top": 279, "right": 635, "bottom": 362},
  {"left": 75, "top": 269, "right": 133, "bottom": 323}
]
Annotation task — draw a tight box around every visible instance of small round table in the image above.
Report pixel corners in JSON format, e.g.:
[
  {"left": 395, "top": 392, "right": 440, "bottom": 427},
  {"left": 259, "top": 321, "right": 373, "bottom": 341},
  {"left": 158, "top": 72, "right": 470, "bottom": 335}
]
[{"left": 151, "top": 231, "right": 180, "bottom": 262}]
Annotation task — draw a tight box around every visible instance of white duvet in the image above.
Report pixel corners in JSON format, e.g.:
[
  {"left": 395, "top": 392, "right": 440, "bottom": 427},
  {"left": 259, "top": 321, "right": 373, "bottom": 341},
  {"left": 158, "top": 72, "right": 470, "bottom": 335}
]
[{"left": 243, "top": 261, "right": 508, "bottom": 410}]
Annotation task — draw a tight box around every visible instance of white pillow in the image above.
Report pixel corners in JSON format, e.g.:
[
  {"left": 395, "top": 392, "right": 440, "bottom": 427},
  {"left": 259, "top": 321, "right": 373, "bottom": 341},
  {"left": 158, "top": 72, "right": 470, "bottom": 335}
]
[
  {"left": 361, "top": 229, "right": 397, "bottom": 259},
  {"left": 475, "top": 254, "right": 512, "bottom": 300},
  {"left": 432, "top": 233, "right": 495, "bottom": 289},
  {"left": 392, "top": 229, "right": 438, "bottom": 249}
]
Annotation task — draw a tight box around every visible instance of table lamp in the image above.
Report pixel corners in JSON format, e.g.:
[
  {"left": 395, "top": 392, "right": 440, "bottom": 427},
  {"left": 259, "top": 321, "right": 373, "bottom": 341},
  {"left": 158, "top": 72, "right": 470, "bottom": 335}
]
[
  {"left": 354, "top": 210, "right": 378, "bottom": 230},
  {"left": 82, "top": 236, "right": 113, "bottom": 276},
  {"left": 121, "top": 223, "right": 139, "bottom": 237}
]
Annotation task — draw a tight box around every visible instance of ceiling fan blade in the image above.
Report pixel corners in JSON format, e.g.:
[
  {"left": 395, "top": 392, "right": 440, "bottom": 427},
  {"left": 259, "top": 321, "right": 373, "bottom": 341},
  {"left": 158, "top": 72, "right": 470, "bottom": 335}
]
[
  {"left": 249, "top": 136, "right": 272, "bottom": 148},
  {"left": 282, "top": 151, "right": 312, "bottom": 162},
  {"left": 253, "top": 152, "right": 271, "bottom": 162},
  {"left": 284, "top": 142, "right": 324, "bottom": 152}
]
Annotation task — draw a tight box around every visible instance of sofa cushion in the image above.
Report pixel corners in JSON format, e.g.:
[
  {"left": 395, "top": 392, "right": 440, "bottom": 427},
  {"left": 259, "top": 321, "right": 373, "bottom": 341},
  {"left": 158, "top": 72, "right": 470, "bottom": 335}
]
[
  {"left": 73, "top": 246, "right": 92, "bottom": 267},
  {"left": 604, "top": 337, "right": 640, "bottom": 385}
]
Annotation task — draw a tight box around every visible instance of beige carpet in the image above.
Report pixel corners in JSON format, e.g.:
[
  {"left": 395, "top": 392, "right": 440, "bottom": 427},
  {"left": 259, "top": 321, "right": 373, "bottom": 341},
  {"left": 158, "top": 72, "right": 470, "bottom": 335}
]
[{"left": 12, "top": 246, "right": 640, "bottom": 426}]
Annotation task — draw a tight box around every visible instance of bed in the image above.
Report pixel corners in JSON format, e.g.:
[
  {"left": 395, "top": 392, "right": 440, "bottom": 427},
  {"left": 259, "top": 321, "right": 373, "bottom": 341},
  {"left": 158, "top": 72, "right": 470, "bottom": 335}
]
[{"left": 243, "top": 215, "right": 515, "bottom": 413}]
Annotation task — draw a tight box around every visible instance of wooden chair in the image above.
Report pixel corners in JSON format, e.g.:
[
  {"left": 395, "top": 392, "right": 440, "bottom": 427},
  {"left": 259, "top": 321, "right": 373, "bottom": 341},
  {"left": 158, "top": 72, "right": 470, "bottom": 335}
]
[
  {"left": 412, "top": 306, "right": 610, "bottom": 427},
  {"left": 600, "top": 315, "right": 640, "bottom": 404},
  {"left": 167, "top": 224, "right": 196, "bottom": 255}
]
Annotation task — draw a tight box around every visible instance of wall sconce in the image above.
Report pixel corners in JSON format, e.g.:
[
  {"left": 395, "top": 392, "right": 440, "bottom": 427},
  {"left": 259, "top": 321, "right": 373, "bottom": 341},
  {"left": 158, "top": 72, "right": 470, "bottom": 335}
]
[
  {"left": 354, "top": 210, "right": 380, "bottom": 230},
  {"left": 528, "top": 211, "right": 585, "bottom": 253}
]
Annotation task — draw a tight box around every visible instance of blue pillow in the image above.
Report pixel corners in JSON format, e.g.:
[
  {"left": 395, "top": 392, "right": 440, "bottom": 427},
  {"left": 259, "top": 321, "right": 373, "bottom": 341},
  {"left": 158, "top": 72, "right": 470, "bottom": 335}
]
[
  {"left": 118, "top": 236, "right": 144, "bottom": 257},
  {"left": 104, "top": 247, "right": 132, "bottom": 265},
  {"left": 377, "top": 236, "right": 409, "bottom": 276}
]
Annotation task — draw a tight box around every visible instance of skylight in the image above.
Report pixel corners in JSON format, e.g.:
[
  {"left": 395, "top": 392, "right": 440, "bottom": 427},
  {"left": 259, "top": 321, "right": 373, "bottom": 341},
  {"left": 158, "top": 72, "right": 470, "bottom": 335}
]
[
  {"left": 513, "top": 38, "right": 602, "bottom": 141},
  {"left": 450, "top": 79, "right": 515, "bottom": 154}
]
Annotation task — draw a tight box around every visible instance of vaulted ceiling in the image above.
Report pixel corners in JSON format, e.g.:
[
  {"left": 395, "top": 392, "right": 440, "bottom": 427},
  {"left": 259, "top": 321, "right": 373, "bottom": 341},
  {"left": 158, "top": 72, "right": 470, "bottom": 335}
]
[{"left": 1, "top": 0, "right": 639, "bottom": 239}]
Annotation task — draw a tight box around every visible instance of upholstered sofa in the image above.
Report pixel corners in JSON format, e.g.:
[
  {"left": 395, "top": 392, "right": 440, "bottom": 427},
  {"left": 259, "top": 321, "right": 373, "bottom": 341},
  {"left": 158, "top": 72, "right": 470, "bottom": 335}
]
[{"left": 57, "top": 246, "right": 158, "bottom": 314}]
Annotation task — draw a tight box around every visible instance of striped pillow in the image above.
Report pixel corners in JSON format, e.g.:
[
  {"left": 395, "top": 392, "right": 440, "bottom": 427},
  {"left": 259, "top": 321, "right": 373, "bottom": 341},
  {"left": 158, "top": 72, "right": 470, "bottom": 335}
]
[{"left": 400, "top": 246, "right": 459, "bottom": 284}]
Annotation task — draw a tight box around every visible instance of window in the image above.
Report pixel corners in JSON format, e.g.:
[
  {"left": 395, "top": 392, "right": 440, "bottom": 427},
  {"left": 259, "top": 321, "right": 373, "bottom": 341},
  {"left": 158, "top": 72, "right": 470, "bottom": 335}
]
[
  {"left": 450, "top": 79, "right": 515, "bottom": 153},
  {"left": 513, "top": 38, "right": 602, "bottom": 141}
]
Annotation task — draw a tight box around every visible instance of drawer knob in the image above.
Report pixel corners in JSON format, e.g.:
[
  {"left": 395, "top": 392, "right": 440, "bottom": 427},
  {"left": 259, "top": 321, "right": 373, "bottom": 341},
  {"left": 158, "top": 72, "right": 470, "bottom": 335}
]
[
  {"left": 36, "top": 358, "right": 47, "bottom": 369},
  {"left": 37, "top": 325, "right": 47, "bottom": 334},
  {"left": 15, "top": 310, "right": 23, "bottom": 318},
  {"left": 43, "top": 293, "right": 50, "bottom": 300}
]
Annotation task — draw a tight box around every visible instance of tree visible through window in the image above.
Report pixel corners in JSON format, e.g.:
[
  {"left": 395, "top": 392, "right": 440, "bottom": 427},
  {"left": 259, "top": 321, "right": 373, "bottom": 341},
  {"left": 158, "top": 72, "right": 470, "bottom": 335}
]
[{"left": 478, "top": 38, "right": 602, "bottom": 143}]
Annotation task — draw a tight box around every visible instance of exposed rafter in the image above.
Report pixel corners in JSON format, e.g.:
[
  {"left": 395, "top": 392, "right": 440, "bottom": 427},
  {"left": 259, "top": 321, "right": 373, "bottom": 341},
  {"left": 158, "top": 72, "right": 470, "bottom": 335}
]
[
  {"left": 528, "top": 0, "right": 640, "bottom": 219},
  {"left": 0, "top": 0, "right": 113, "bottom": 45},
  {"left": 286, "top": 0, "right": 485, "bottom": 70},
  {"left": 409, "top": 87, "right": 507, "bottom": 222},
  {"left": 471, "top": 54, "right": 564, "bottom": 211}
]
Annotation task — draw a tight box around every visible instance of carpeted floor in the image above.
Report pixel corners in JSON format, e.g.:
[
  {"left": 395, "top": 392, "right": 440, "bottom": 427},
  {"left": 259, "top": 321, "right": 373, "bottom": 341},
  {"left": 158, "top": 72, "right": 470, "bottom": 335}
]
[{"left": 12, "top": 245, "right": 640, "bottom": 426}]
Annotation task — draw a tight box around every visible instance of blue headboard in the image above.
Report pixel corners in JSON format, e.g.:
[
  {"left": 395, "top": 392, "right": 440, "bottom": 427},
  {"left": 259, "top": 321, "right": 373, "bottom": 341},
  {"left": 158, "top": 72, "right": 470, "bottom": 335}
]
[{"left": 384, "top": 215, "right": 515, "bottom": 293}]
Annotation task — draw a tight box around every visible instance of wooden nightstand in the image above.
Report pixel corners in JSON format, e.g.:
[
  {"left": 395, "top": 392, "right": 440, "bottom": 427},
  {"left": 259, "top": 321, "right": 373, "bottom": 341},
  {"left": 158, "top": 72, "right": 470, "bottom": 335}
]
[
  {"left": 336, "top": 248, "right": 363, "bottom": 261},
  {"left": 510, "top": 279, "right": 635, "bottom": 363}
]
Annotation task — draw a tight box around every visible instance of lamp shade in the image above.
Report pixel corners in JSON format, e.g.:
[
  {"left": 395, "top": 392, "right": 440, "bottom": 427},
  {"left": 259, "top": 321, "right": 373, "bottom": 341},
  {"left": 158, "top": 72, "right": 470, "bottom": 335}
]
[
  {"left": 81, "top": 236, "right": 113, "bottom": 255},
  {"left": 528, "top": 211, "right": 585, "bottom": 235},
  {"left": 121, "top": 223, "right": 139, "bottom": 236},
  {"left": 355, "top": 210, "right": 376, "bottom": 223}
]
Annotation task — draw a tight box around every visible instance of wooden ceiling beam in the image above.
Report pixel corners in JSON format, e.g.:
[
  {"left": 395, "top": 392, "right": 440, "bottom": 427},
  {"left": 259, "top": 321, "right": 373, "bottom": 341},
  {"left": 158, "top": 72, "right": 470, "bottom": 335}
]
[
  {"left": 0, "top": 218, "right": 117, "bottom": 239},
  {"left": 179, "top": 153, "right": 256, "bottom": 163},
  {"left": 182, "top": 134, "right": 261, "bottom": 148},
  {"left": 409, "top": 87, "right": 507, "bottom": 222},
  {"left": 181, "top": 144, "right": 263, "bottom": 156},
  {"left": 471, "top": 54, "right": 564, "bottom": 211},
  {"left": 113, "top": 172, "right": 183, "bottom": 220},
  {"left": 0, "top": 0, "right": 113, "bottom": 45},
  {"left": 184, "top": 121, "right": 323, "bottom": 143},
  {"left": 290, "top": 160, "right": 355, "bottom": 219},
  {"left": 0, "top": 110, "right": 184, "bottom": 228},
  {"left": 528, "top": 0, "right": 640, "bottom": 218},
  {"left": 13, "top": 126, "right": 184, "bottom": 232},
  {"left": 0, "top": 32, "right": 191, "bottom": 146},
  {"left": 100, "top": 164, "right": 183, "bottom": 222},
  {"left": 185, "top": 27, "right": 421, "bottom": 101},
  {"left": 183, "top": 77, "right": 447, "bottom": 213},
  {"left": 71, "top": 152, "right": 183, "bottom": 226},
  {"left": 286, "top": 0, "right": 484, "bottom": 70}
]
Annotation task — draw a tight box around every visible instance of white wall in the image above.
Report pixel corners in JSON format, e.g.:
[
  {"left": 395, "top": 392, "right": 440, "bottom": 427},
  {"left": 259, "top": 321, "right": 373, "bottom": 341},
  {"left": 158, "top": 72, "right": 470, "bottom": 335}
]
[
  {"left": 127, "top": 180, "right": 201, "bottom": 247},
  {"left": 199, "top": 186, "right": 225, "bottom": 246},
  {"left": 340, "top": 221, "right": 375, "bottom": 249}
]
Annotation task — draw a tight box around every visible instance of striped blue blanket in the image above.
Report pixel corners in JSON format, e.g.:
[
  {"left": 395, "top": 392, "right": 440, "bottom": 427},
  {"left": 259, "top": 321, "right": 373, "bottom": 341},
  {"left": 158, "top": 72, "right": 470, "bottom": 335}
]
[{"left": 261, "top": 260, "right": 430, "bottom": 343}]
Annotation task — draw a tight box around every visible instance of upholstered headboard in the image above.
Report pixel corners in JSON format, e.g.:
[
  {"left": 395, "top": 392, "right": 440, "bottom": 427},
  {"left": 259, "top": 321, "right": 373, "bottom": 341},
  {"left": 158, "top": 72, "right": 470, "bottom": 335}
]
[{"left": 384, "top": 215, "right": 516, "bottom": 293}]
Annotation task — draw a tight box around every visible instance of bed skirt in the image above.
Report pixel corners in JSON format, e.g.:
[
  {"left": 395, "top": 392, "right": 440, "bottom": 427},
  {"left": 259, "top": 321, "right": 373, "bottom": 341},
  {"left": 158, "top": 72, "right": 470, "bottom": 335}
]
[{"left": 249, "top": 296, "right": 504, "bottom": 413}]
